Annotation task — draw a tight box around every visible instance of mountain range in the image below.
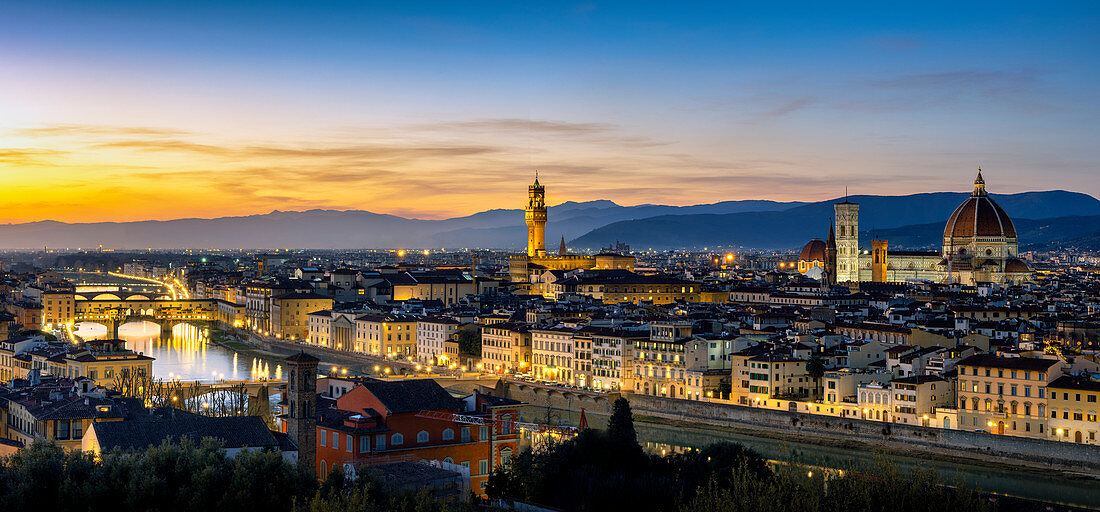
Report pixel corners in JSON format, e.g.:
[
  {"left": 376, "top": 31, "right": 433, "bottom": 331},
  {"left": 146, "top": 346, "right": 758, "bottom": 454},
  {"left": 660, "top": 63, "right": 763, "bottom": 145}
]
[
  {"left": 2, "top": 191, "right": 1099, "bottom": 250},
  {"left": 570, "top": 190, "right": 1100, "bottom": 250}
]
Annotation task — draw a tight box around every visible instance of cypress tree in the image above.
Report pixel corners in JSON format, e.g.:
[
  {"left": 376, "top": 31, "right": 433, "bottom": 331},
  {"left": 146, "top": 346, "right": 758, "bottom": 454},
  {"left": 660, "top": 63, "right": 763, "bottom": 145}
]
[{"left": 606, "top": 397, "right": 637, "bottom": 446}]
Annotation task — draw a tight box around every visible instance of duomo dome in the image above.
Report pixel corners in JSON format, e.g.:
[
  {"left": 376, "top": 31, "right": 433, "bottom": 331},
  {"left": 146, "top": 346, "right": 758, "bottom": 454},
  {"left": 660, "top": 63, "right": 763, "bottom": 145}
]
[
  {"left": 943, "top": 170, "right": 1017, "bottom": 249},
  {"left": 942, "top": 170, "right": 1018, "bottom": 259}
]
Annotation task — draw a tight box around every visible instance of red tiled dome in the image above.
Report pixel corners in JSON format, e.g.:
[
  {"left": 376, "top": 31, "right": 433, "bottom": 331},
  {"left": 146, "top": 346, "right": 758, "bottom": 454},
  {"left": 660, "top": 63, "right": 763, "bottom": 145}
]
[
  {"left": 1004, "top": 258, "right": 1030, "bottom": 273},
  {"left": 943, "top": 171, "right": 1017, "bottom": 240},
  {"left": 799, "top": 239, "right": 826, "bottom": 262}
]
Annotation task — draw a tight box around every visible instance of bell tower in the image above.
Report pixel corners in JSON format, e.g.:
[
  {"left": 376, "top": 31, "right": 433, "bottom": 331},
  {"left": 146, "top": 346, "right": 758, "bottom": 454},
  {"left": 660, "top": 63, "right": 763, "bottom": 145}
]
[
  {"left": 285, "top": 351, "right": 319, "bottom": 477},
  {"left": 526, "top": 174, "right": 547, "bottom": 257},
  {"left": 834, "top": 195, "right": 860, "bottom": 283}
]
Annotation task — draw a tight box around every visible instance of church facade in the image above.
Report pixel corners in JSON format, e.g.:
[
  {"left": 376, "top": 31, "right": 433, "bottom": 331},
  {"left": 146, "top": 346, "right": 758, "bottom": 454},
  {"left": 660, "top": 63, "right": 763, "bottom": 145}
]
[
  {"left": 508, "top": 177, "right": 635, "bottom": 291},
  {"left": 799, "top": 171, "right": 1032, "bottom": 286}
]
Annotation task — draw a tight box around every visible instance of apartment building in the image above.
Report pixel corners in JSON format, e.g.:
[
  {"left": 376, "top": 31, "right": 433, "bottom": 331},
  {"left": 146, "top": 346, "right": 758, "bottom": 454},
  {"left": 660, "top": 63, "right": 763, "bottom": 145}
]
[
  {"left": 633, "top": 321, "right": 692, "bottom": 398},
  {"left": 1047, "top": 375, "right": 1099, "bottom": 445},
  {"left": 956, "top": 354, "right": 1060, "bottom": 437},
  {"left": 590, "top": 326, "right": 648, "bottom": 393},
  {"left": 417, "top": 317, "right": 462, "bottom": 365},
  {"left": 889, "top": 375, "right": 954, "bottom": 428},
  {"left": 355, "top": 314, "right": 419, "bottom": 358},
  {"left": 480, "top": 322, "right": 531, "bottom": 374},
  {"left": 531, "top": 327, "right": 576, "bottom": 385},
  {"left": 269, "top": 292, "right": 333, "bottom": 342}
]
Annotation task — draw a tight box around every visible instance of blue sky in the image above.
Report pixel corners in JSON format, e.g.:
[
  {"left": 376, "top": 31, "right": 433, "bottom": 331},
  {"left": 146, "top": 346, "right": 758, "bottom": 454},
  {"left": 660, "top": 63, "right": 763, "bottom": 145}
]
[{"left": 0, "top": 1, "right": 1097, "bottom": 221}]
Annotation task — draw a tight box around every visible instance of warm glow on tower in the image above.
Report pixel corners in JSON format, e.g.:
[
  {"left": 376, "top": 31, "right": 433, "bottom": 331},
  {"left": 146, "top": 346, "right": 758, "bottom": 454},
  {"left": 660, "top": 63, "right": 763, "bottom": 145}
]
[{"left": 525, "top": 175, "right": 547, "bottom": 257}]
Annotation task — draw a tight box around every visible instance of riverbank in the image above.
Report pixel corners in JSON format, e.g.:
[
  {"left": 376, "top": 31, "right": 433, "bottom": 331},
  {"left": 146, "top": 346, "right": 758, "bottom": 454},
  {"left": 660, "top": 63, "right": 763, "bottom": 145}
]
[
  {"left": 637, "top": 414, "right": 1099, "bottom": 479},
  {"left": 499, "top": 381, "right": 1100, "bottom": 477},
  {"left": 208, "top": 329, "right": 286, "bottom": 360}
]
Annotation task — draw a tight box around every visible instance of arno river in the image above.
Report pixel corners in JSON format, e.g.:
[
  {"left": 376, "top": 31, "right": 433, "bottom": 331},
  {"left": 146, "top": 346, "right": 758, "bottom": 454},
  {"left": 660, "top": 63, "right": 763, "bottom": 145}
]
[
  {"left": 65, "top": 271, "right": 282, "bottom": 383},
  {"left": 74, "top": 321, "right": 283, "bottom": 383}
]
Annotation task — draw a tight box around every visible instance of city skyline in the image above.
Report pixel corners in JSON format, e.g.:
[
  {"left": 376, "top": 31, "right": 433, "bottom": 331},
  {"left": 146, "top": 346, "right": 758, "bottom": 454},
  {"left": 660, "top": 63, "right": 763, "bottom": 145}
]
[{"left": 2, "top": 1, "right": 1098, "bottom": 223}]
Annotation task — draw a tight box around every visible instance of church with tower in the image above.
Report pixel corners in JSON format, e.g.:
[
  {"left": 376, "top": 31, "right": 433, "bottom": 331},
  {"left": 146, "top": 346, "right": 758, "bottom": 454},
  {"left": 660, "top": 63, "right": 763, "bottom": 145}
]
[
  {"left": 508, "top": 176, "right": 635, "bottom": 288},
  {"left": 799, "top": 170, "right": 1032, "bottom": 286}
]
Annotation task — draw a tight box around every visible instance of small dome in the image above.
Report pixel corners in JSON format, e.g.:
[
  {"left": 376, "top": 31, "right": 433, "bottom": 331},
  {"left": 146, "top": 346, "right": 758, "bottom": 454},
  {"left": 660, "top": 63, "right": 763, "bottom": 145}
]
[
  {"left": 1004, "top": 258, "right": 1030, "bottom": 273},
  {"left": 944, "top": 170, "right": 1017, "bottom": 240},
  {"left": 799, "top": 239, "right": 826, "bottom": 262}
]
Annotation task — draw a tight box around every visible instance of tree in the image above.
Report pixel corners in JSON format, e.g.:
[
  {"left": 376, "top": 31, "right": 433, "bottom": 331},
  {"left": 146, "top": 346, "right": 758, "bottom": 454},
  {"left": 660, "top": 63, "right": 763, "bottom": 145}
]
[
  {"left": 712, "top": 378, "right": 731, "bottom": 399},
  {"left": 806, "top": 353, "right": 827, "bottom": 398},
  {"left": 606, "top": 397, "right": 637, "bottom": 446},
  {"left": 456, "top": 329, "right": 481, "bottom": 356}
]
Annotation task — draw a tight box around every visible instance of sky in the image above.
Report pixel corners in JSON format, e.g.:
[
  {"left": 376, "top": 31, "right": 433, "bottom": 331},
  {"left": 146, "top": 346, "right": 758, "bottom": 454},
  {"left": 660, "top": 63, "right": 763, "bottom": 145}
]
[{"left": 1, "top": 1, "right": 1098, "bottom": 223}]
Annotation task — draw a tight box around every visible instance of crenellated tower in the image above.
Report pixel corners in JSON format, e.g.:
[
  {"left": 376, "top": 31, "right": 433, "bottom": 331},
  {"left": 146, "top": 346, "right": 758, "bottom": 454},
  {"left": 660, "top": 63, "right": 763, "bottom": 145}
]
[{"left": 526, "top": 175, "right": 547, "bottom": 257}]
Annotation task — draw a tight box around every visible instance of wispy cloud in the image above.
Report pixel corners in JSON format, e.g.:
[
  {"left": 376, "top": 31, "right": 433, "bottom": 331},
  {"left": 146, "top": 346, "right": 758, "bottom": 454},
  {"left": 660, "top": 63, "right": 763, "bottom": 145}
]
[
  {"left": 412, "top": 118, "right": 670, "bottom": 147},
  {"left": 0, "top": 148, "right": 69, "bottom": 166},
  {"left": 14, "top": 124, "right": 189, "bottom": 137}
]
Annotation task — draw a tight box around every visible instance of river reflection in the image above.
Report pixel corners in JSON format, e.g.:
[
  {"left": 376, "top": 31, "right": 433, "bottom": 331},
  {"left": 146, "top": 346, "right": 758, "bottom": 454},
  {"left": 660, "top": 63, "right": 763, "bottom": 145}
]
[{"left": 73, "top": 321, "right": 282, "bottom": 383}]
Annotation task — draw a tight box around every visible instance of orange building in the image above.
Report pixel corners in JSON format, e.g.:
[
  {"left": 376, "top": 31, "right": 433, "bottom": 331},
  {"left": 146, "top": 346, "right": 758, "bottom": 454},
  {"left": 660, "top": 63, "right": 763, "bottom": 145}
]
[{"left": 315, "top": 379, "right": 520, "bottom": 496}]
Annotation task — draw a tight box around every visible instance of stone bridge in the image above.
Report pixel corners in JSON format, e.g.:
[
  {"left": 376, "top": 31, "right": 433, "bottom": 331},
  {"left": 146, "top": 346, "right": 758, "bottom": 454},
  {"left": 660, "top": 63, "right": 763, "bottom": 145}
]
[
  {"left": 168, "top": 379, "right": 277, "bottom": 418},
  {"left": 73, "top": 290, "right": 174, "bottom": 301},
  {"left": 74, "top": 298, "right": 218, "bottom": 338}
]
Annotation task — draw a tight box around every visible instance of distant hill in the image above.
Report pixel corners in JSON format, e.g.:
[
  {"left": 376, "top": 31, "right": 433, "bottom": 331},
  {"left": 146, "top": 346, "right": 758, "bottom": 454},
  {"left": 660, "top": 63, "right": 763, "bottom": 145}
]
[
  {"left": 3, "top": 191, "right": 1098, "bottom": 250},
  {"left": 869, "top": 215, "right": 1100, "bottom": 251},
  {"left": 0, "top": 199, "right": 804, "bottom": 250},
  {"left": 569, "top": 191, "right": 1100, "bottom": 250}
]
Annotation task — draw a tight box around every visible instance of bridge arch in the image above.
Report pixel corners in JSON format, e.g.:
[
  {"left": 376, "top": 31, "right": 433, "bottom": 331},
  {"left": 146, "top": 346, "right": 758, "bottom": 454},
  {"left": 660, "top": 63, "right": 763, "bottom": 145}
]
[{"left": 76, "top": 320, "right": 111, "bottom": 333}]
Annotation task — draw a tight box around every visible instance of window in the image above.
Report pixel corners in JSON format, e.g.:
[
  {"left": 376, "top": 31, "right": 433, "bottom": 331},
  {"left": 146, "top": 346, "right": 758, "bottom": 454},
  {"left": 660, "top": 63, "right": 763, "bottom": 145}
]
[
  {"left": 375, "top": 434, "right": 386, "bottom": 450},
  {"left": 346, "top": 434, "right": 353, "bottom": 452},
  {"left": 479, "top": 459, "right": 489, "bottom": 475},
  {"left": 417, "top": 430, "right": 429, "bottom": 443},
  {"left": 54, "top": 420, "right": 70, "bottom": 441},
  {"left": 391, "top": 433, "right": 403, "bottom": 445},
  {"left": 442, "top": 428, "right": 454, "bottom": 441},
  {"left": 461, "top": 427, "right": 471, "bottom": 442},
  {"left": 332, "top": 432, "right": 339, "bottom": 450},
  {"left": 359, "top": 436, "right": 370, "bottom": 453},
  {"left": 320, "top": 429, "right": 327, "bottom": 446}
]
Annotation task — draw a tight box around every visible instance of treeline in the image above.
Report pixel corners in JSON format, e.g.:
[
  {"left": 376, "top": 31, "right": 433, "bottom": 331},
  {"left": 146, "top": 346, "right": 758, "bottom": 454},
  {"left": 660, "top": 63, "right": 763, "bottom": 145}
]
[
  {"left": 0, "top": 439, "right": 471, "bottom": 512},
  {"left": 487, "top": 398, "right": 997, "bottom": 512}
]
